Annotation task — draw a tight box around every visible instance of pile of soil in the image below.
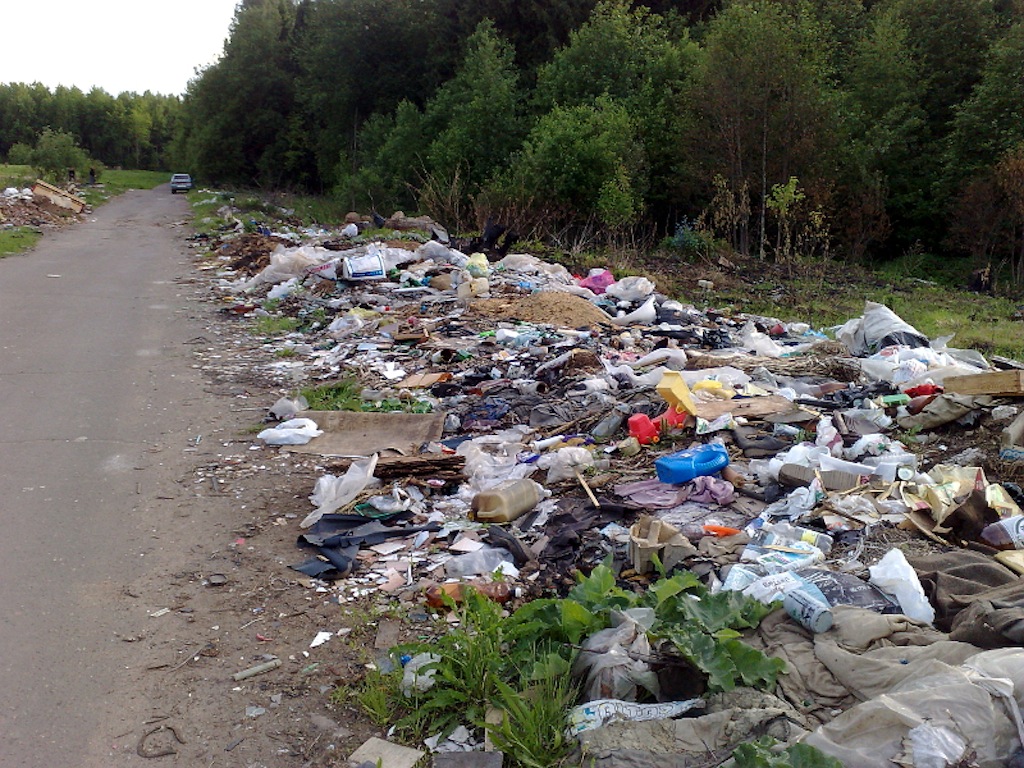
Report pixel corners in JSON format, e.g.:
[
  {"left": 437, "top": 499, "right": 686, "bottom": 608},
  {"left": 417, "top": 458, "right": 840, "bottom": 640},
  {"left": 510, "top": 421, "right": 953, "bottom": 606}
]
[{"left": 469, "top": 290, "right": 613, "bottom": 327}]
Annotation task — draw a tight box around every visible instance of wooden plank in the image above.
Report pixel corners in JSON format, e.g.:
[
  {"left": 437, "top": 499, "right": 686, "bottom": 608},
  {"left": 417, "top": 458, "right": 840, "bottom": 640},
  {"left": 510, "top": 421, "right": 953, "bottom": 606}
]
[
  {"left": 944, "top": 370, "right": 1024, "bottom": 397},
  {"left": 693, "top": 394, "right": 795, "bottom": 421}
]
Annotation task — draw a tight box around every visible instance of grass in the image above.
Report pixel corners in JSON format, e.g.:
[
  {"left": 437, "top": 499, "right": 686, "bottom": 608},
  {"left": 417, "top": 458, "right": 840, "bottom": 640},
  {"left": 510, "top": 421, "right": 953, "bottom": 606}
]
[
  {"left": 299, "top": 379, "right": 364, "bottom": 411},
  {"left": 78, "top": 169, "right": 169, "bottom": 206},
  {"left": 0, "top": 163, "right": 35, "bottom": 189},
  {"left": 0, "top": 227, "right": 42, "bottom": 256},
  {"left": 252, "top": 315, "right": 300, "bottom": 336}
]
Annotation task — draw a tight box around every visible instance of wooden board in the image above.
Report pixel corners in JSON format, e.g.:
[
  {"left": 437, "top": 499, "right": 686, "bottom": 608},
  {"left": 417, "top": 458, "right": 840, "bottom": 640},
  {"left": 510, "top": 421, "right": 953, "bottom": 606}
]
[
  {"left": 944, "top": 370, "right": 1024, "bottom": 397},
  {"left": 693, "top": 394, "right": 795, "bottom": 421}
]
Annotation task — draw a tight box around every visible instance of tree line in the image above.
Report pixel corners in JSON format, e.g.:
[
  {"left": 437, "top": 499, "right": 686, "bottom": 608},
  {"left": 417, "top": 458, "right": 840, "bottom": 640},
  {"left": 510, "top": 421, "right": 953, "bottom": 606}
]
[
  {"left": 0, "top": 83, "right": 181, "bottom": 173},
  {"left": 4, "top": 0, "right": 1024, "bottom": 280}
]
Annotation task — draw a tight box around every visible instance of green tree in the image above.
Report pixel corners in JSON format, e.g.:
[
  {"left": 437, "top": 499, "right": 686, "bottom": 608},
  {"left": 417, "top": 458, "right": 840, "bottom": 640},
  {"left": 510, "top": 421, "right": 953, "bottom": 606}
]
[
  {"left": 685, "top": 0, "right": 839, "bottom": 257},
  {"left": 945, "top": 22, "right": 1024, "bottom": 185},
  {"left": 534, "top": 0, "right": 697, "bottom": 223},
  {"left": 176, "top": 0, "right": 298, "bottom": 186},
  {"left": 30, "top": 127, "right": 90, "bottom": 182},
  {"left": 487, "top": 95, "right": 645, "bottom": 239}
]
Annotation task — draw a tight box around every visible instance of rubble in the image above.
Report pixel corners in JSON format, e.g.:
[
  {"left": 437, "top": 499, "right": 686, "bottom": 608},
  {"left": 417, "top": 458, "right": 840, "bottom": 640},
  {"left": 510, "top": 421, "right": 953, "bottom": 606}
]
[
  {"left": 184, "top": 205, "right": 1024, "bottom": 766},
  {"left": 1, "top": 184, "right": 86, "bottom": 228}
]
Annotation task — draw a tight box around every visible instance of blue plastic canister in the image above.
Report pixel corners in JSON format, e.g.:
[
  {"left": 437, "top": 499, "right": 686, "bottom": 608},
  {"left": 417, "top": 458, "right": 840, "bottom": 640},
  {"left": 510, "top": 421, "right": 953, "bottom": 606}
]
[{"left": 654, "top": 443, "right": 729, "bottom": 484}]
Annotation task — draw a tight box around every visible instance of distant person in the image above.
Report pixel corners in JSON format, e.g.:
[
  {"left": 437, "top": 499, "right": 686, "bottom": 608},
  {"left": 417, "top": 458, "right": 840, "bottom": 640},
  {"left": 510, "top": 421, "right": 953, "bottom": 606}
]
[
  {"left": 67, "top": 168, "right": 75, "bottom": 183},
  {"left": 88, "top": 168, "right": 96, "bottom": 185}
]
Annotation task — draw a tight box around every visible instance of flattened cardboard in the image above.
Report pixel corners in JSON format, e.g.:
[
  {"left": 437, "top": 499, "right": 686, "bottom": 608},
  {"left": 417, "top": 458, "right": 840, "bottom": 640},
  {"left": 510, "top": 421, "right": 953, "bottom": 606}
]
[{"left": 287, "top": 410, "right": 445, "bottom": 457}]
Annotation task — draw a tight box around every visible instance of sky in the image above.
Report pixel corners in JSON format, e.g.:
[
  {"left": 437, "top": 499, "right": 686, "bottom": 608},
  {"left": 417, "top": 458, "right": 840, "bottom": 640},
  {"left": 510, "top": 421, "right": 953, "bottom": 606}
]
[{"left": 3, "top": 1, "right": 240, "bottom": 97}]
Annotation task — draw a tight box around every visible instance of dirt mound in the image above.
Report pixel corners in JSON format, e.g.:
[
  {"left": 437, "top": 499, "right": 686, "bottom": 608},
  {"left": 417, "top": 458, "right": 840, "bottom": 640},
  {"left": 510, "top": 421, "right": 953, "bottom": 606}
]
[{"left": 469, "top": 289, "right": 613, "bottom": 328}]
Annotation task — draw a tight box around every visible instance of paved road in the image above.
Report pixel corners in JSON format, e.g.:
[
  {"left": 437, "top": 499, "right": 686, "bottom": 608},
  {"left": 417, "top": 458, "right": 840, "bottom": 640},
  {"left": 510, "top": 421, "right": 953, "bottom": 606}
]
[{"left": 0, "top": 187, "right": 211, "bottom": 766}]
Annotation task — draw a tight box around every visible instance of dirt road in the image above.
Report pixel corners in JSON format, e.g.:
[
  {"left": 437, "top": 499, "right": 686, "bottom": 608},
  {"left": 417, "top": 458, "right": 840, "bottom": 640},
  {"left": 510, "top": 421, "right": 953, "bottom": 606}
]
[{"left": 0, "top": 188, "right": 363, "bottom": 766}]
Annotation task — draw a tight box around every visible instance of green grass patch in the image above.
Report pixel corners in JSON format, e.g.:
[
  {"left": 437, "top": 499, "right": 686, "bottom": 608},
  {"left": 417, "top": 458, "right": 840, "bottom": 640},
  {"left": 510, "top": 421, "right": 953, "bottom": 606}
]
[
  {"left": 299, "top": 379, "right": 364, "bottom": 411},
  {"left": 78, "top": 169, "right": 170, "bottom": 206},
  {"left": 252, "top": 315, "right": 300, "bottom": 336},
  {"left": 0, "top": 164, "right": 35, "bottom": 189},
  {"left": 0, "top": 226, "right": 41, "bottom": 256}
]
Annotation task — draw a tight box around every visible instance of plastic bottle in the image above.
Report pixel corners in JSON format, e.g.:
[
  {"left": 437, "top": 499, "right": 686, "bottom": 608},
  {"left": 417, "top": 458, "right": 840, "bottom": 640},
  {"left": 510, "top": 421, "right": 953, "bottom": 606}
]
[
  {"left": 654, "top": 443, "right": 729, "bottom": 484},
  {"left": 470, "top": 479, "right": 545, "bottom": 523},
  {"left": 592, "top": 404, "right": 631, "bottom": 439},
  {"left": 425, "top": 582, "right": 518, "bottom": 608},
  {"left": 980, "top": 515, "right": 1024, "bottom": 550},
  {"left": 756, "top": 521, "right": 833, "bottom": 554}
]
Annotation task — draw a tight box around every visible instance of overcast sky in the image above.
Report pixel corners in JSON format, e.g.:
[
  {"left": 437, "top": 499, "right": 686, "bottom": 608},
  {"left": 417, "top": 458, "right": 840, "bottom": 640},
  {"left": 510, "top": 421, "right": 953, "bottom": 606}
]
[{"left": 3, "top": 1, "right": 239, "bottom": 96}]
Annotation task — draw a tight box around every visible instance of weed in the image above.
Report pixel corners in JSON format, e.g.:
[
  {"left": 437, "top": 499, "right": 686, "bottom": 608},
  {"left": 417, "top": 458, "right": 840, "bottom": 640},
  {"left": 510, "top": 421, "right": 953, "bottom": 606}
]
[
  {"left": 274, "top": 347, "right": 296, "bottom": 358},
  {"left": 487, "top": 675, "right": 579, "bottom": 768},
  {"left": 252, "top": 315, "right": 300, "bottom": 336},
  {"left": 299, "top": 379, "right": 363, "bottom": 411}
]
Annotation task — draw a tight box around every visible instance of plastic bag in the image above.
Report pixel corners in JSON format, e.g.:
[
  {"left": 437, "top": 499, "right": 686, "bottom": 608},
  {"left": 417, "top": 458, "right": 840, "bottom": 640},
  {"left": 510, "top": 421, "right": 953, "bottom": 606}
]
[
  {"left": 578, "top": 268, "right": 615, "bottom": 295},
  {"left": 301, "top": 455, "right": 379, "bottom": 527},
  {"left": 401, "top": 652, "right": 441, "bottom": 696},
  {"left": 573, "top": 609, "right": 659, "bottom": 702},
  {"left": 605, "top": 276, "right": 656, "bottom": 301},
  {"left": 906, "top": 723, "right": 971, "bottom": 768},
  {"left": 257, "top": 417, "right": 323, "bottom": 445},
  {"left": 268, "top": 395, "right": 308, "bottom": 421},
  {"left": 444, "top": 547, "right": 515, "bottom": 579},
  {"left": 538, "top": 446, "right": 595, "bottom": 483},
  {"left": 868, "top": 548, "right": 935, "bottom": 624}
]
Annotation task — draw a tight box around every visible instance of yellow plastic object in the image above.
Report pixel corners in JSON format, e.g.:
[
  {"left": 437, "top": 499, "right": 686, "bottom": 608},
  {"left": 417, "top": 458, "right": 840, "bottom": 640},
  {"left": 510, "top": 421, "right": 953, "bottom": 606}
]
[
  {"left": 655, "top": 371, "right": 698, "bottom": 416},
  {"left": 692, "top": 379, "right": 735, "bottom": 400}
]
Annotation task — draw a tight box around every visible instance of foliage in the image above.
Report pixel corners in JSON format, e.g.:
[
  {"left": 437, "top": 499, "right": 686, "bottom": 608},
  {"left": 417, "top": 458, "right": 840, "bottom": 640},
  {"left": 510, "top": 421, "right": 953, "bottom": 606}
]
[
  {"left": 733, "top": 737, "right": 844, "bottom": 768},
  {"left": 487, "top": 676, "right": 579, "bottom": 768},
  {"left": 511, "top": 564, "right": 785, "bottom": 693},
  {"left": 491, "top": 96, "right": 645, "bottom": 236},
  {"left": 298, "top": 379, "right": 363, "bottom": 411},
  {"left": 0, "top": 84, "right": 180, "bottom": 171},
  {"left": 252, "top": 315, "right": 300, "bottom": 336},
  {"left": 26, "top": 128, "right": 91, "bottom": 183}
]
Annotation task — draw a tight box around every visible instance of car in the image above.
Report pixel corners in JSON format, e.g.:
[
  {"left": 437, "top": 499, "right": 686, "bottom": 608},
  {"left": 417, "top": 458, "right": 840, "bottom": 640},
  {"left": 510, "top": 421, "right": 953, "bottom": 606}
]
[{"left": 170, "top": 173, "right": 193, "bottom": 194}]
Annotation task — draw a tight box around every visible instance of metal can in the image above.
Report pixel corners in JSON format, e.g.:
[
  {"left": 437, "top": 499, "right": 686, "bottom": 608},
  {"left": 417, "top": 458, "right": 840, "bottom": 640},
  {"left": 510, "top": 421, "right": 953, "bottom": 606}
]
[{"left": 784, "top": 590, "right": 834, "bottom": 633}]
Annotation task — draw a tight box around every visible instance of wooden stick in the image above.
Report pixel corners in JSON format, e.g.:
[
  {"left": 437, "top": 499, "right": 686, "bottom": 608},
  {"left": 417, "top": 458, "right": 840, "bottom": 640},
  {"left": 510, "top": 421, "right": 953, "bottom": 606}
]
[{"left": 575, "top": 469, "right": 601, "bottom": 508}]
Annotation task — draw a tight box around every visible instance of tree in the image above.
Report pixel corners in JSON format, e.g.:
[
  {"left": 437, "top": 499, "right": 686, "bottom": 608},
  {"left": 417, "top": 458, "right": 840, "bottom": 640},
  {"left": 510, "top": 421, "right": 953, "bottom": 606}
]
[
  {"left": 534, "top": 0, "right": 698, "bottom": 224},
  {"left": 841, "top": 4, "right": 927, "bottom": 253},
  {"left": 685, "top": 0, "right": 839, "bottom": 257},
  {"left": 29, "top": 128, "right": 90, "bottom": 182},
  {"left": 175, "top": 0, "right": 298, "bottom": 186},
  {"left": 486, "top": 95, "right": 646, "bottom": 240},
  {"left": 945, "top": 22, "right": 1024, "bottom": 186}
]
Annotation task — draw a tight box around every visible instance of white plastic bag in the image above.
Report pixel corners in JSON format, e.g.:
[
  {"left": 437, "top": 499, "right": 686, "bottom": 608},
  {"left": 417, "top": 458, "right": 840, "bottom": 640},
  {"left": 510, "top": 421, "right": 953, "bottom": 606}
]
[
  {"left": 605, "top": 276, "right": 656, "bottom": 301},
  {"left": 869, "top": 548, "right": 935, "bottom": 624},
  {"left": 257, "top": 417, "right": 323, "bottom": 445},
  {"left": 301, "top": 455, "right": 379, "bottom": 527}
]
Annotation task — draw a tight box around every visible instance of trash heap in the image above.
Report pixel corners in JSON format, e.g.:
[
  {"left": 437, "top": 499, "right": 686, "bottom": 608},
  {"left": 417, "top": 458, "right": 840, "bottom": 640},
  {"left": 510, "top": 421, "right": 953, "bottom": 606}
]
[
  {"left": 200, "top": 212, "right": 1024, "bottom": 767},
  {"left": 1, "top": 185, "right": 87, "bottom": 227}
]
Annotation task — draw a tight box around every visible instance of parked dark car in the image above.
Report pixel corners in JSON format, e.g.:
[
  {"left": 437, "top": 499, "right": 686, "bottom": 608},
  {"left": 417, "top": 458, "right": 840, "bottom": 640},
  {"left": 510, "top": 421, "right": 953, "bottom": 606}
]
[{"left": 170, "top": 173, "right": 193, "bottom": 194}]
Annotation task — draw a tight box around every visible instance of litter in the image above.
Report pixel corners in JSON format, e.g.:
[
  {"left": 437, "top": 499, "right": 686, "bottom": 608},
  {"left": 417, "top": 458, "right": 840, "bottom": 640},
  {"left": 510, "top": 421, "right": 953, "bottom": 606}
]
[{"left": 187, "top": 204, "right": 1024, "bottom": 766}]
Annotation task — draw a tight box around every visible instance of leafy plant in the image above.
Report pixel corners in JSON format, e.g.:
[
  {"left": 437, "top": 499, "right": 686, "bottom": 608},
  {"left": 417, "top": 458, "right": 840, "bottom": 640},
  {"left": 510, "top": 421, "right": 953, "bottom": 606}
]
[
  {"left": 510, "top": 564, "right": 785, "bottom": 694},
  {"left": 393, "top": 587, "right": 523, "bottom": 740},
  {"left": 733, "top": 737, "right": 843, "bottom": 768},
  {"left": 299, "top": 379, "right": 364, "bottom": 411},
  {"left": 252, "top": 315, "right": 300, "bottom": 335},
  {"left": 487, "top": 676, "right": 579, "bottom": 768}
]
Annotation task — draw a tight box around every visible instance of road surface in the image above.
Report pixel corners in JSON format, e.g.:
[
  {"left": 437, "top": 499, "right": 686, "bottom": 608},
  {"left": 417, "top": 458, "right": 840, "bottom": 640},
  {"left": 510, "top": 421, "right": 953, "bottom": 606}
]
[{"left": 0, "top": 187, "right": 214, "bottom": 766}]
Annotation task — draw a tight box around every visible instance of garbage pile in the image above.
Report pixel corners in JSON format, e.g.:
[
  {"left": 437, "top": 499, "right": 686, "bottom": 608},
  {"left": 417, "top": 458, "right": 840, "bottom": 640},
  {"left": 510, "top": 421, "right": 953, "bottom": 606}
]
[
  {"left": 1, "top": 185, "right": 85, "bottom": 227},
  {"left": 198, "top": 212, "right": 1024, "bottom": 767}
]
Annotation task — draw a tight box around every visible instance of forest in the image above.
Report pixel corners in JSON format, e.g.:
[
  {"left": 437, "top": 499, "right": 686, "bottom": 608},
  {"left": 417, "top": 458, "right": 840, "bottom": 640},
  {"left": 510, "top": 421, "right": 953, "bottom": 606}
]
[{"left": 3, "top": 0, "right": 1024, "bottom": 279}]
